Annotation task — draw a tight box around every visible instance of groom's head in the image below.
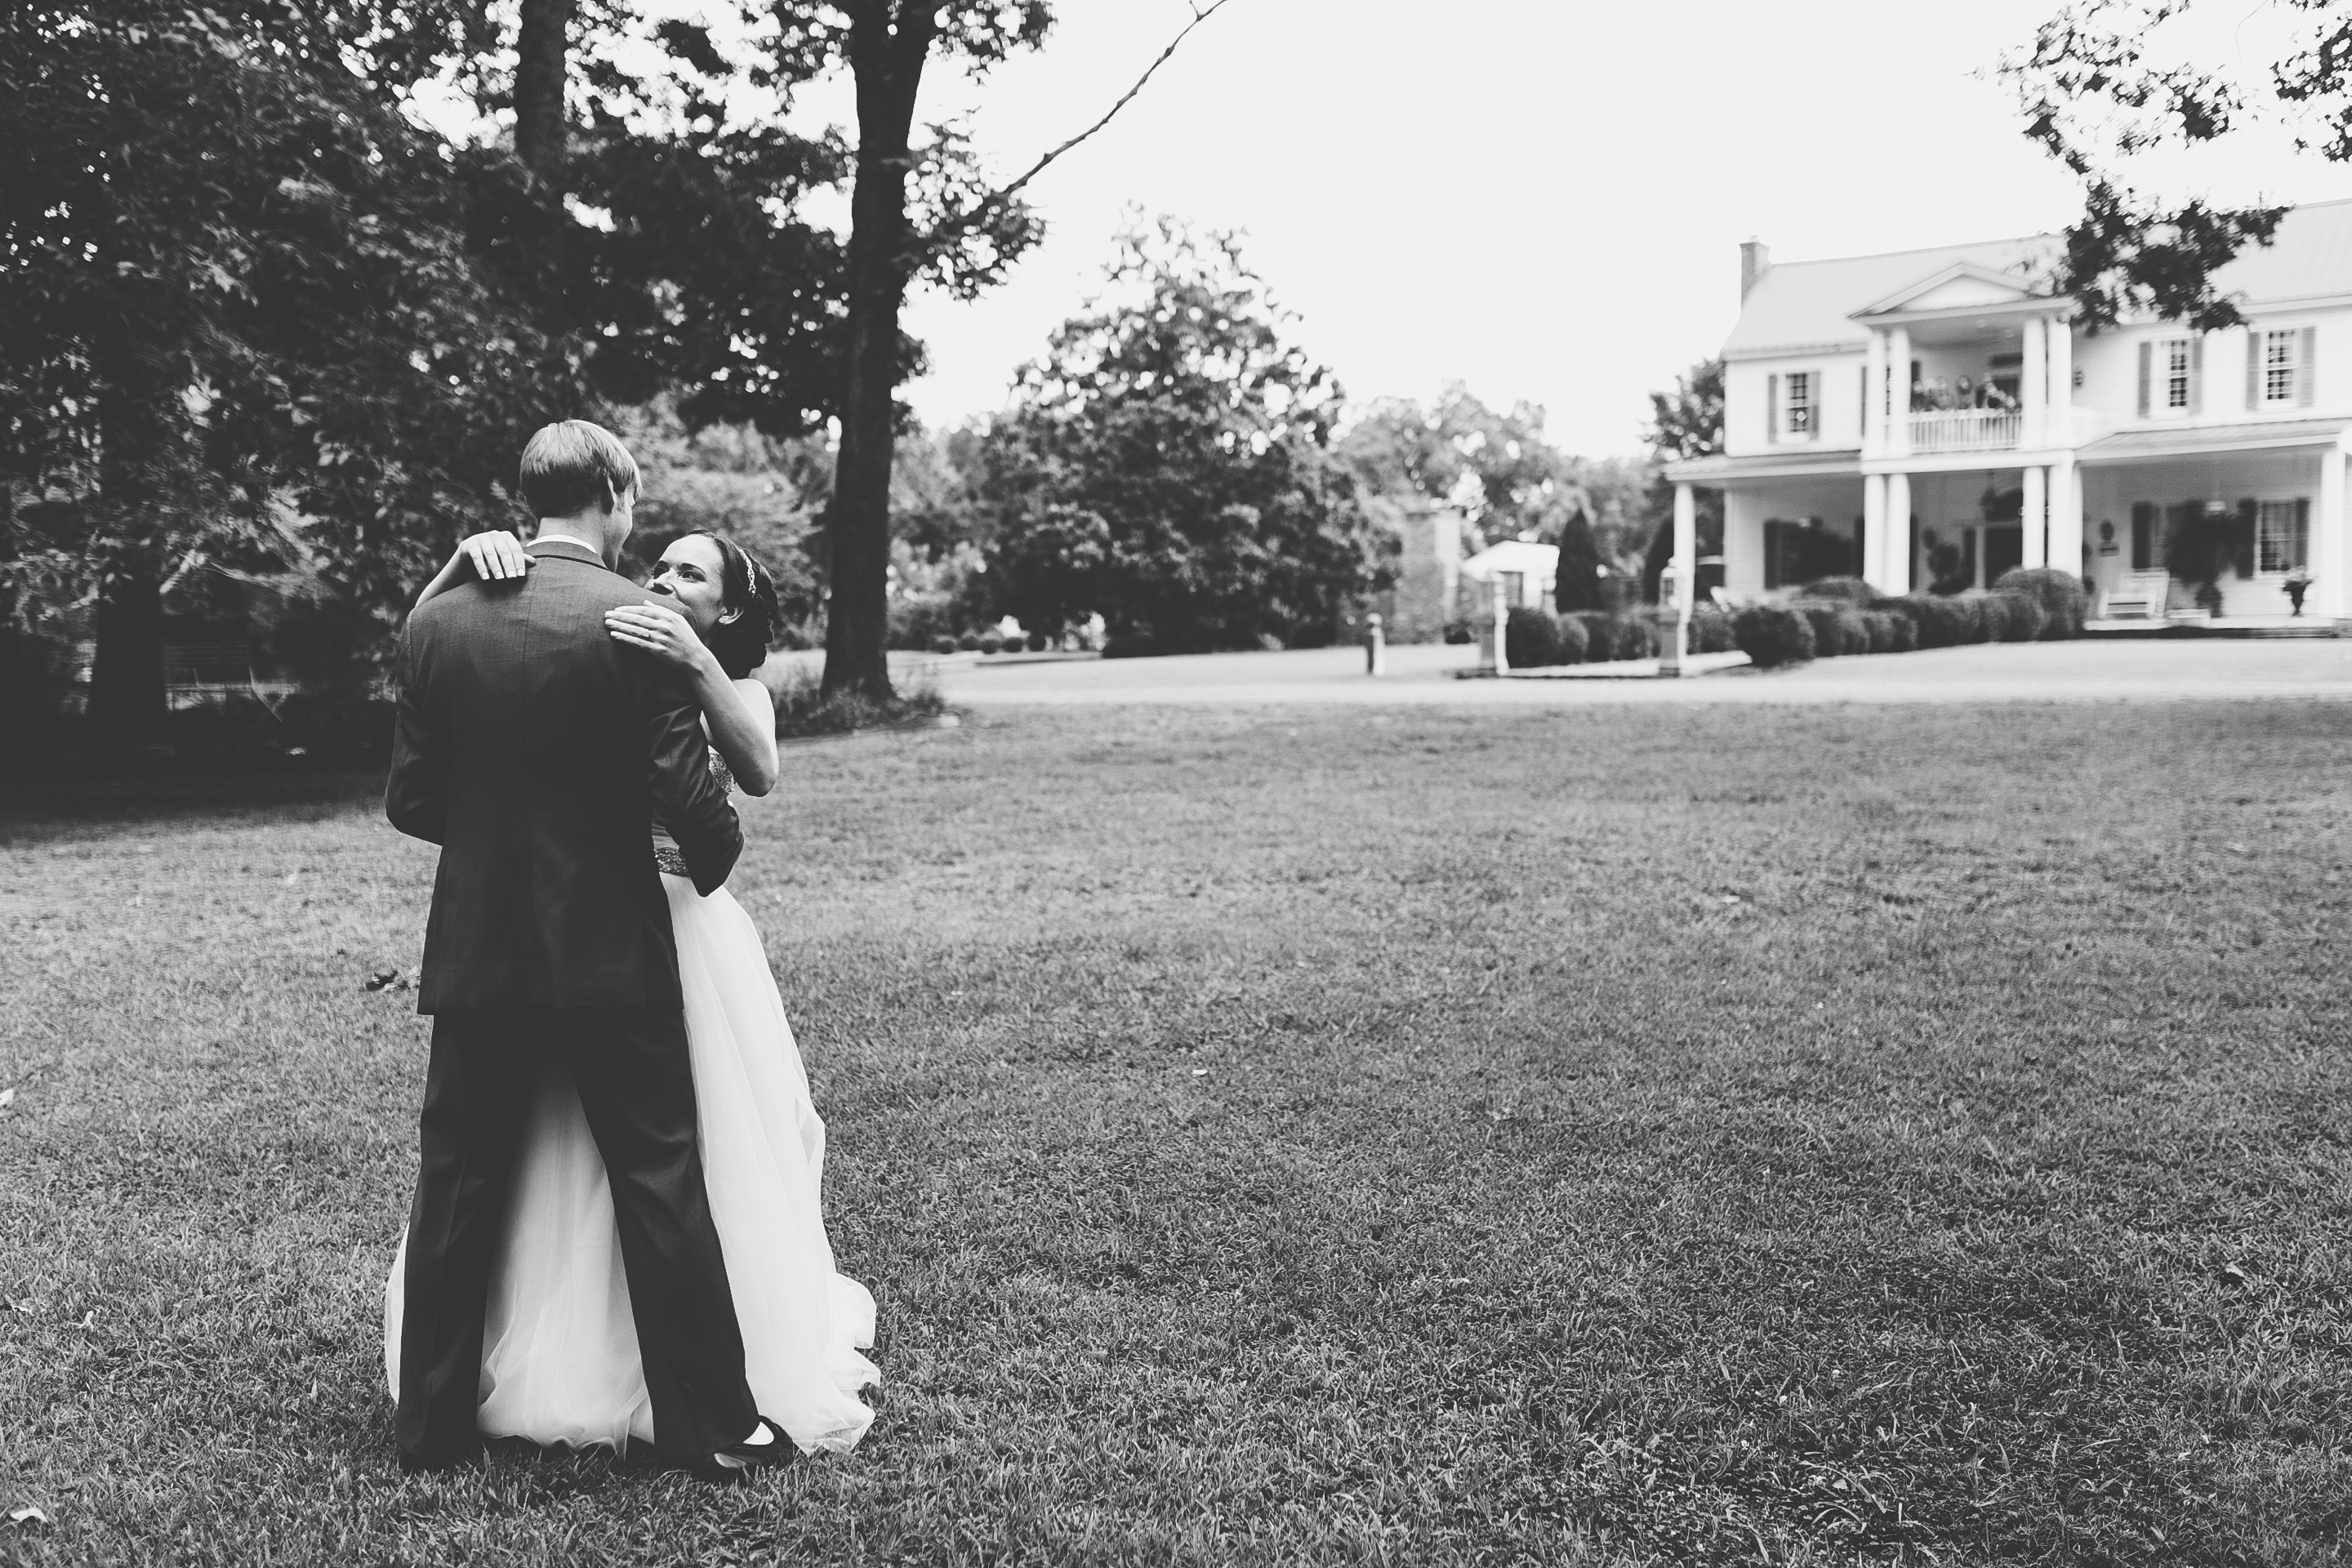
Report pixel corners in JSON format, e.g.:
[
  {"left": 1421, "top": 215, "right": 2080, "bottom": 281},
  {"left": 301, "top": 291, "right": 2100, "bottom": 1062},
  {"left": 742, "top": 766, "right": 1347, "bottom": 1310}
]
[{"left": 519, "top": 421, "right": 640, "bottom": 562}]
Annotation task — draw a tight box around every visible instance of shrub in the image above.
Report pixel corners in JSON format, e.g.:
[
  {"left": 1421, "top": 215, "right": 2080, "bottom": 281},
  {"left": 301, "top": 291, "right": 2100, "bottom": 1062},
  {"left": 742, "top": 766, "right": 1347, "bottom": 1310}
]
[
  {"left": 1900, "top": 595, "right": 1972, "bottom": 648},
  {"left": 977, "top": 633, "right": 1002, "bottom": 655},
  {"left": 1564, "top": 610, "right": 1612, "bottom": 662},
  {"left": 1955, "top": 596, "right": 1998, "bottom": 644},
  {"left": 1027, "top": 633, "right": 1050, "bottom": 653},
  {"left": 1795, "top": 603, "right": 1867, "bottom": 657},
  {"left": 1552, "top": 612, "right": 1589, "bottom": 665},
  {"left": 1991, "top": 591, "right": 2047, "bottom": 642},
  {"left": 1797, "top": 576, "right": 1877, "bottom": 605},
  {"left": 1441, "top": 619, "right": 1474, "bottom": 645},
  {"left": 886, "top": 595, "right": 955, "bottom": 652},
  {"left": 956, "top": 631, "right": 982, "bottom": 653},
  {"left": 1882, "top": 609, "right": 1918, "bottom": 653},
  {"left": 1688, "top": 604, "right": 1736, "bottom": 655},
  {"left": 1733, "top": 604, "right": 1815, "bottom": 667},
  {"left": 1100, "top": 633, "right": 1157, "bottom": 659},
  {"left": 1503, "top": 606, "right": 1563, "bottom": 667},
  {"left": 1992, "top": 566, "right": 2088, "bottom": 639},
  {"left": 1857, "top": 610, "right": 1894, "bottom": 654},
  {"left": 930, "top": 635, "right": 957, "bottom": 655},
  {"left": 1611, "top": 614, "right": 1658, "bottom": 661}
]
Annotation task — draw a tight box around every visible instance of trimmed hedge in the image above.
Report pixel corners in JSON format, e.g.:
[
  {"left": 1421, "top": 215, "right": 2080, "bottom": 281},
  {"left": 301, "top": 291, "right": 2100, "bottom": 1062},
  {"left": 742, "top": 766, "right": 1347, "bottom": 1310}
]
[
  {"left": 1794, "top": 603, "right": 1869, "bottom": 657},
  {"left": 1552, "top": 612, "right": 1590, "bottom": 665},
  {"left": 1990, "top": 591, "right": 2047, "bottom": 642},
  {"left": 1993, "top": 566, "right": 2089, "bottom": 639},
  {"left": 1689, "top": 604, "right": 1736, "bottom": 655},
  {"left": 1797, "top": 576, "right": 1878, "bottom": 605},
  {"left": 1505, "top": 606, "right": 1565, "bottom": 668},
  {"left": 1734, "top": 604, "right": 1815, "bottom": 667}
]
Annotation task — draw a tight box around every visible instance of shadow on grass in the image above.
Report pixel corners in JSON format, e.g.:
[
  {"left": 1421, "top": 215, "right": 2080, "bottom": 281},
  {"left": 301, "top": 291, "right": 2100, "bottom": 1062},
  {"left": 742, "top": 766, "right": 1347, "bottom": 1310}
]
[{"left": 0, "top": 765, "right": 387, "bottom": 841}]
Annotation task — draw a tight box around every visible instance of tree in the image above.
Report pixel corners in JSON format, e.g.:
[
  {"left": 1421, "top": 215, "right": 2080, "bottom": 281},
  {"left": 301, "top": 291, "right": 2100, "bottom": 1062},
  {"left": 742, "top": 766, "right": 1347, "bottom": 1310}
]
[
  {"left": 756, "top": 1, "right": 1234, "bottom": 700},
  {"left": 976, "top": 219, "right": 1393, "bottom": 651},
  {"left": 1338, "top": 385, "right": 1654, "bottom": 567},
  {"left": 0, "top": 1, "right": 576, "bottom": 736},
  {"left": 1638, "top": 359, "right": 1726, "bottom": 602},
  {"left": 1998, "top": 2, "right": 2352, "bottom": 326},
  {"left": 1552, "top": 510, "right": 1606, "bottom": 612}
]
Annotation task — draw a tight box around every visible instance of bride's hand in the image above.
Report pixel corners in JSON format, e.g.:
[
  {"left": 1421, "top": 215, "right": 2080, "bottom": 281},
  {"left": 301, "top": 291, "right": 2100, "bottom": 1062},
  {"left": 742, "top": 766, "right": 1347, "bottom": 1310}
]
[
  {"left": 457, "top": 530, "right": 532, "bottom": 582},
  {"left": 604, "top": 601, "right": 713, "bottom": 675}
]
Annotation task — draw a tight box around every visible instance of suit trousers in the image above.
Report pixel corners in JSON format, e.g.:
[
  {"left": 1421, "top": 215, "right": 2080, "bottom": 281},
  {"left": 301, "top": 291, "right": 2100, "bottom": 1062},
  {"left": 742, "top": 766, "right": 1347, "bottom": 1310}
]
[{"left": 394, "top": 1005, "right": 757, "bottom": 1462}]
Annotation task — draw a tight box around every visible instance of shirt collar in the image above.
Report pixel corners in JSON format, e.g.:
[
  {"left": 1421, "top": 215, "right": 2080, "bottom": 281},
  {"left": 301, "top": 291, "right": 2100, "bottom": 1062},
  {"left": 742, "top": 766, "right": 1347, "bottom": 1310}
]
[{"left": 528, "top": 535, "right": 610, "bottom": 569}]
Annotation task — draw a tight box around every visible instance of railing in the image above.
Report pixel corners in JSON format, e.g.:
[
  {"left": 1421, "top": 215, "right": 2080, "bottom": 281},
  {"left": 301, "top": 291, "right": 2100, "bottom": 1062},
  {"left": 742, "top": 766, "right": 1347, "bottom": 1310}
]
[{"left": 1904, "top": 408, "right": 2020, "bottom": 454}]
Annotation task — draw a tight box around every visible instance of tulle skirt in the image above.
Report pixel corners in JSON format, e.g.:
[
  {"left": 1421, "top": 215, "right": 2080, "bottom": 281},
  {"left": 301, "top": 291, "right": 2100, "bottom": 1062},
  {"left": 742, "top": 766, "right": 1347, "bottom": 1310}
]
[{"left": 385, "top": 875, "right": 878, "bottom": 1454}]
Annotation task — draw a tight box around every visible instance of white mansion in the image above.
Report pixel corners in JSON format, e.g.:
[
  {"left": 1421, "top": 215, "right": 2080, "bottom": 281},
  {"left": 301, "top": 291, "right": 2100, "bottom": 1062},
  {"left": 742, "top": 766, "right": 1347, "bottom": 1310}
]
[{"left": 1661, "top": 199, "right": 2352, "bottom": 622}]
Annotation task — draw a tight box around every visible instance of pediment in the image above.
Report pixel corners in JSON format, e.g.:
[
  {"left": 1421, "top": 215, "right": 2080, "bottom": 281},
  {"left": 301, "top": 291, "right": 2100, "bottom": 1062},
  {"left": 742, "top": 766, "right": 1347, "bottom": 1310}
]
[{"left": 1855, "top": 262, "right": 2041, "bottom": 318}]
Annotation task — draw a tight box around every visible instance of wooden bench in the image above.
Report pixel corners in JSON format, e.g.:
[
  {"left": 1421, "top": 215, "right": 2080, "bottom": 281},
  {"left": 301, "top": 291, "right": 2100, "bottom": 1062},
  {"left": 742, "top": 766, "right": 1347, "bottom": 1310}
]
[{"left": 2100, "top": 572, "right": 2172, "bottom": 619}]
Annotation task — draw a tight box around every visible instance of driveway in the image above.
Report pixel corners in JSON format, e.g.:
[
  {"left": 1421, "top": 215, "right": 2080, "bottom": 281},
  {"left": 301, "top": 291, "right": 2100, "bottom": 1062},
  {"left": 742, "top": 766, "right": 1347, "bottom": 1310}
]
[{"left": 931, "top": 637, "right": 2352, "bottom": 707}]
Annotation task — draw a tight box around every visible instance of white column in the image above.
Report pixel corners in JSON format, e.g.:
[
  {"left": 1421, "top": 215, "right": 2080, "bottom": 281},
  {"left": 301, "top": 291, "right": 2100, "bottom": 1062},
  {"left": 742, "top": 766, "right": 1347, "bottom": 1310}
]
[
  {"left": 2020, "top": 315, "right": 2047, "bottom": 450},
  {"left": 1885, "top": 470, "right": 1913, "bottom": 594},
  {"left": 2021, "top": 465, "right": 2047, "bottom": 569},
  {"left": 1887, "top": 327, "right": 1913, "bottom": 457},
  {"left": 1664, "top": 481, "right": 1697, "bottom": 675},
  {"left": 2325, "top": 438, "right": 2350, "bottom": 623},
  {"left": 1864, "top": 330, "right": 1888, "bottom": 457},
  {"left": 2046, "top": 315, "right": 2074, "bottom": 448},
  {"left": 1863, "top": 472, "right": 1888, "bottom": 587},
  {"left": 2049, "top": 456, "right": 2082, "bottom": 580}
]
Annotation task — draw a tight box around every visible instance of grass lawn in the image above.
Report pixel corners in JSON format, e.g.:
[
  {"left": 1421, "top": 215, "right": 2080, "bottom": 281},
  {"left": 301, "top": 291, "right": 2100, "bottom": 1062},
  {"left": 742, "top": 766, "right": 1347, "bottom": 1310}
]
[{"left": 5, "top": 699, "right": 2352, "bottom": 1565}]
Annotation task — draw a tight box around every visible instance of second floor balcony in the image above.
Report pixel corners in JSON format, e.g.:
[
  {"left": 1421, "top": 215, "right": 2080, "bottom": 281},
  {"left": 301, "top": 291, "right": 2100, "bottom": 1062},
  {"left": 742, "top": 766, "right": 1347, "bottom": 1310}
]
[{"left": 1906, "top": 407, "right": 2021, "bottom": 454}]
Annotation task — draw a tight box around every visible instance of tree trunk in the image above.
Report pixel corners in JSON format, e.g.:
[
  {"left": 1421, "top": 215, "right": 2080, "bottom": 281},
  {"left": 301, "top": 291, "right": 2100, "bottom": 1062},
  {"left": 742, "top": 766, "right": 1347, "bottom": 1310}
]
[
  {"left": 87, "top": 560, "right": 166, "bottom": 741},
  {"left": 514, "top": 0, "right": 572, "bottom": 184},
  {"left": 513, "top": 0, "right": 572, "bottom": 312},
  {"left": 822, "top": 7, "right": 934, "bottom": 702}
]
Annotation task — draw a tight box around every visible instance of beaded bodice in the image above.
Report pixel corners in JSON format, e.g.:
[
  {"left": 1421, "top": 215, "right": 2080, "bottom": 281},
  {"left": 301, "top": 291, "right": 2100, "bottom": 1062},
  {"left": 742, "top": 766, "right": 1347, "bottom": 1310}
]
[{"left": 652, "top": 747, "right": 736, "bottom": 877}]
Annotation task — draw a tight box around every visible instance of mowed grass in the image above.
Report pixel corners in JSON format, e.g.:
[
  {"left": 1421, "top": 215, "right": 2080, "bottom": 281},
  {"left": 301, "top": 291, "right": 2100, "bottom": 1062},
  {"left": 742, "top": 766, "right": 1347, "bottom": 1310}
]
[{"left": 5, "top": 699, "right": 2352, "bottom": 1566}]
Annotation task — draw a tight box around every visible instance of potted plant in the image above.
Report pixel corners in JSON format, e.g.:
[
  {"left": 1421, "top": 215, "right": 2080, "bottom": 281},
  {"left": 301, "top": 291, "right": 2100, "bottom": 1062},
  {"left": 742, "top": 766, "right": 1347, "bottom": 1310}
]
[{"left": 2284, "top": 568, "right": 2315, "bottom": 616}]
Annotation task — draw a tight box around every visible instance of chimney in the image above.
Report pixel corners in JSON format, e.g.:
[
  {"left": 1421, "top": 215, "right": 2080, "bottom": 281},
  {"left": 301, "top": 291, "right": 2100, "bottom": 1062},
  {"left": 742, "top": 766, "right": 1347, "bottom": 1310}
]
[{"left": 1740, "top": 238, "right": 1771, "bottom": 301}]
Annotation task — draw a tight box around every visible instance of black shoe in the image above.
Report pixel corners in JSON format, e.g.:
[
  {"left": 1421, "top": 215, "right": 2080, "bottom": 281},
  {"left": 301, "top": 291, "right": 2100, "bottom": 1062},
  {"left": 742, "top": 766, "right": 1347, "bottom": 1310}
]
[
  {"left": 691, "top": 1417, "right": 795, "bottom": 1484},
  {"left": 397, "top": 1441, "right": 482, "bottom": 1476}
]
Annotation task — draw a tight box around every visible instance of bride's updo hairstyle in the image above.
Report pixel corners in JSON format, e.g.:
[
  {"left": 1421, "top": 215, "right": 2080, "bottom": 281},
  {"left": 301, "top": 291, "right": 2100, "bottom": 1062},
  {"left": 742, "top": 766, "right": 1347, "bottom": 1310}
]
[{"left": 688, "top": 530, "right": 782, "bottom": 679}]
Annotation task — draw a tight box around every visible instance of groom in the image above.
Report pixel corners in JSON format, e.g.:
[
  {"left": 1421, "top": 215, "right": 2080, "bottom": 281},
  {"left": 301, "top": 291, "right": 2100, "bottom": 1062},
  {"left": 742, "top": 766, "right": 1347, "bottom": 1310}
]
[{"left": 385, "top": 420, "right": 783, "bottom": 1477}]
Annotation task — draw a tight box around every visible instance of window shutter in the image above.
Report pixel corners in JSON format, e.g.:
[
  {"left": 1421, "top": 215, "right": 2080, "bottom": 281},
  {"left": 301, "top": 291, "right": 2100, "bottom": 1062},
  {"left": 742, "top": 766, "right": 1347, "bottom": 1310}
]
[
  {"left": 1860, "top": 364, "right": 1869, "bottom": 437},
  {"left": 2136, "top": 341, "right": 2152, "bottom": 417},
  {"left": 2131, "top": 501, "right": 2154, "bottom": 570},
  {"left": 2189, "top": 336, "right": 2205, "bottom": 415},
  {"left": 2300, "top": 326, "right": 2319, "bottom": 406},
  {"left": 2247, "top": 329, "right": 2261, "bottom": 409},
  {"left": 2234, "top": 497, "right": 2256, "bottom": 578},
  {"left": 1766, "top": 373, "right": 1780, "bottom": 440},
  {"left": 2295, "top": 497, "right": 2311, "bottom": 568}
]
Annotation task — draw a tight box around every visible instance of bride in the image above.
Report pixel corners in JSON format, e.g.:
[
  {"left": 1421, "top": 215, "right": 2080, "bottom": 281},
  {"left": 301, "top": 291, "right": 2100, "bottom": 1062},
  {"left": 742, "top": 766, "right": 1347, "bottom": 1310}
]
[{"left": 385, "top": 526, "right": 877, "bottom": 1457}]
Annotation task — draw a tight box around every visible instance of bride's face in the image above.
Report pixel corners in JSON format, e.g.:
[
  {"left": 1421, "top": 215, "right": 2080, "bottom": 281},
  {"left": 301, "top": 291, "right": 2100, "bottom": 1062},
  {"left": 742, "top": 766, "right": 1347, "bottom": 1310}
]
[{"left": 646, "top": 536, "right": 738, "bottom": 639}]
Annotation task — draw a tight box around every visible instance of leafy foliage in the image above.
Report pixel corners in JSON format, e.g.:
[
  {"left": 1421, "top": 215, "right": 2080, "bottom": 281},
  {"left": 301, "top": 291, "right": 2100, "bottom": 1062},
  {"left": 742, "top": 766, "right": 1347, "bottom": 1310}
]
[
  {"left": 1639, "top": 359, "right": 1726, "bottom": 602},
  {"left": 1996, "top": 2, "right": 2352, "bottom": 326},
  {"left": 976, "top": 220, "right": 1393, "bottom": 653},
  {"left": 1733, "top": 604, "right": 1816, "bottom": 667}
]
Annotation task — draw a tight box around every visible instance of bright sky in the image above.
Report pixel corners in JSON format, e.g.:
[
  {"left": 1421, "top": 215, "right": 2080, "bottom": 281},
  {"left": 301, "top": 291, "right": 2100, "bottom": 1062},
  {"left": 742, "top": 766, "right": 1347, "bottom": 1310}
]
[{"left": 893, "top": 0, "right": 2352, "bottom": 456}]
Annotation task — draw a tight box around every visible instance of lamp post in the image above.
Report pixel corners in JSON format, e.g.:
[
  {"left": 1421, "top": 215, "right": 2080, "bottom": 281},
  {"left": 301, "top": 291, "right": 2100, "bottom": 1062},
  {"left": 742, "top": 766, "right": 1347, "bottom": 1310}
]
[
  {"left": 1658, "top": 565, "right": 1686, "bottom": 676},
  {"left": 1364, "top": 612, "right": 1387, "bottom": 676}
]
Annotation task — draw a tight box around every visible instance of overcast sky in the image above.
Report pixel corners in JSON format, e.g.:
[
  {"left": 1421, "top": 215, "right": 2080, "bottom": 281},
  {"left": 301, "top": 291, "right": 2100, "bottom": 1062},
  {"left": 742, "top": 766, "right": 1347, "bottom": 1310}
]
[{"left": 890, "top": 0, "right": 2352, "bottom": 456}]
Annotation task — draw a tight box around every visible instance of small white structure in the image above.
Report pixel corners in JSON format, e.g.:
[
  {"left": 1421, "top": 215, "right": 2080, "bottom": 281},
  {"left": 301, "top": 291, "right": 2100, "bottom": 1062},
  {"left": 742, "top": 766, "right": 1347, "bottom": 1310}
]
[
  {"left": 1459, "top": 540, "right": 1559, "bottom": 612},
  {"left": 1664, "top": 201, "right": 2352, "bottom": 624}
]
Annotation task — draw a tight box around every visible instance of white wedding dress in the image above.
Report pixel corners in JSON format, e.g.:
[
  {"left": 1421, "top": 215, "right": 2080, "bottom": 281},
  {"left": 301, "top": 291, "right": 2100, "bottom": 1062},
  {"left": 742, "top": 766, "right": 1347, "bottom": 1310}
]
[{"left": 384, "top": 761, "right": 878, "bottom": 1454}]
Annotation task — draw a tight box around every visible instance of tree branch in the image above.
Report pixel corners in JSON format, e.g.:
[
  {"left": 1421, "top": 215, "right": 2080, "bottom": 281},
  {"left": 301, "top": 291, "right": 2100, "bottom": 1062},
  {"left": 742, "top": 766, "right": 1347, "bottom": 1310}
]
[{"left": 928, "top": 0, "right": 1235, "bottom": 244}]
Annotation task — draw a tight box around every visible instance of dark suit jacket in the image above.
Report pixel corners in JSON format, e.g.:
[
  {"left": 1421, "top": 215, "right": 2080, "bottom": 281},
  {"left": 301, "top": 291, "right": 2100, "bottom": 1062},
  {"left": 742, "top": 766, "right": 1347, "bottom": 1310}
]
[{"left": 385, "top": 537, "right": 742, "bottom": 1013}]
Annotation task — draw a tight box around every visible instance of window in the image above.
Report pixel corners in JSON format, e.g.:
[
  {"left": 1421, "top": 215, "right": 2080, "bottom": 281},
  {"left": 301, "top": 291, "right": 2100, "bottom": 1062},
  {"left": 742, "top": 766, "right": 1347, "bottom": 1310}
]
[
  {"left": 2263, "top": 330, "right": 2299, "bottom": 404},
  {"left": 2130, "top": 503, "right": 2155, "bottom": 570},
  {"left": 1784, "top": 372, "right": 1813, "bottom": 436},
  {"left": 2163, "top": 338, "right": 2192, "bottom": 410},
  {"left": 2256, "top": 499, "right": 2309, "bottom": 574}
]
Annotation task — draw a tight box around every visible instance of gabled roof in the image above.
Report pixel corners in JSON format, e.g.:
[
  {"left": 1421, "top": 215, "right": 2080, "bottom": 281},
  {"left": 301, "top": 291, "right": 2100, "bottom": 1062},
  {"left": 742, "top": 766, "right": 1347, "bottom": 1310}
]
[
  {"left": 1723, "top": 198, "right": 2352, "bottom": 357},
  {"left": 1854, "top": 261, "right": 2045, "bottom": 318},
  {"left": 1461, "top": 540, "right": 1558, "bottom": 579}
]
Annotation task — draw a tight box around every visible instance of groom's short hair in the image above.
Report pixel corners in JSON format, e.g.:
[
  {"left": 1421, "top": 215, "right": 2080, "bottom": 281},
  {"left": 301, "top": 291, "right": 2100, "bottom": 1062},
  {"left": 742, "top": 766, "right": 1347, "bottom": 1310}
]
[{"left": 519, "top": 420, "right": 640, "bottom": 519}]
